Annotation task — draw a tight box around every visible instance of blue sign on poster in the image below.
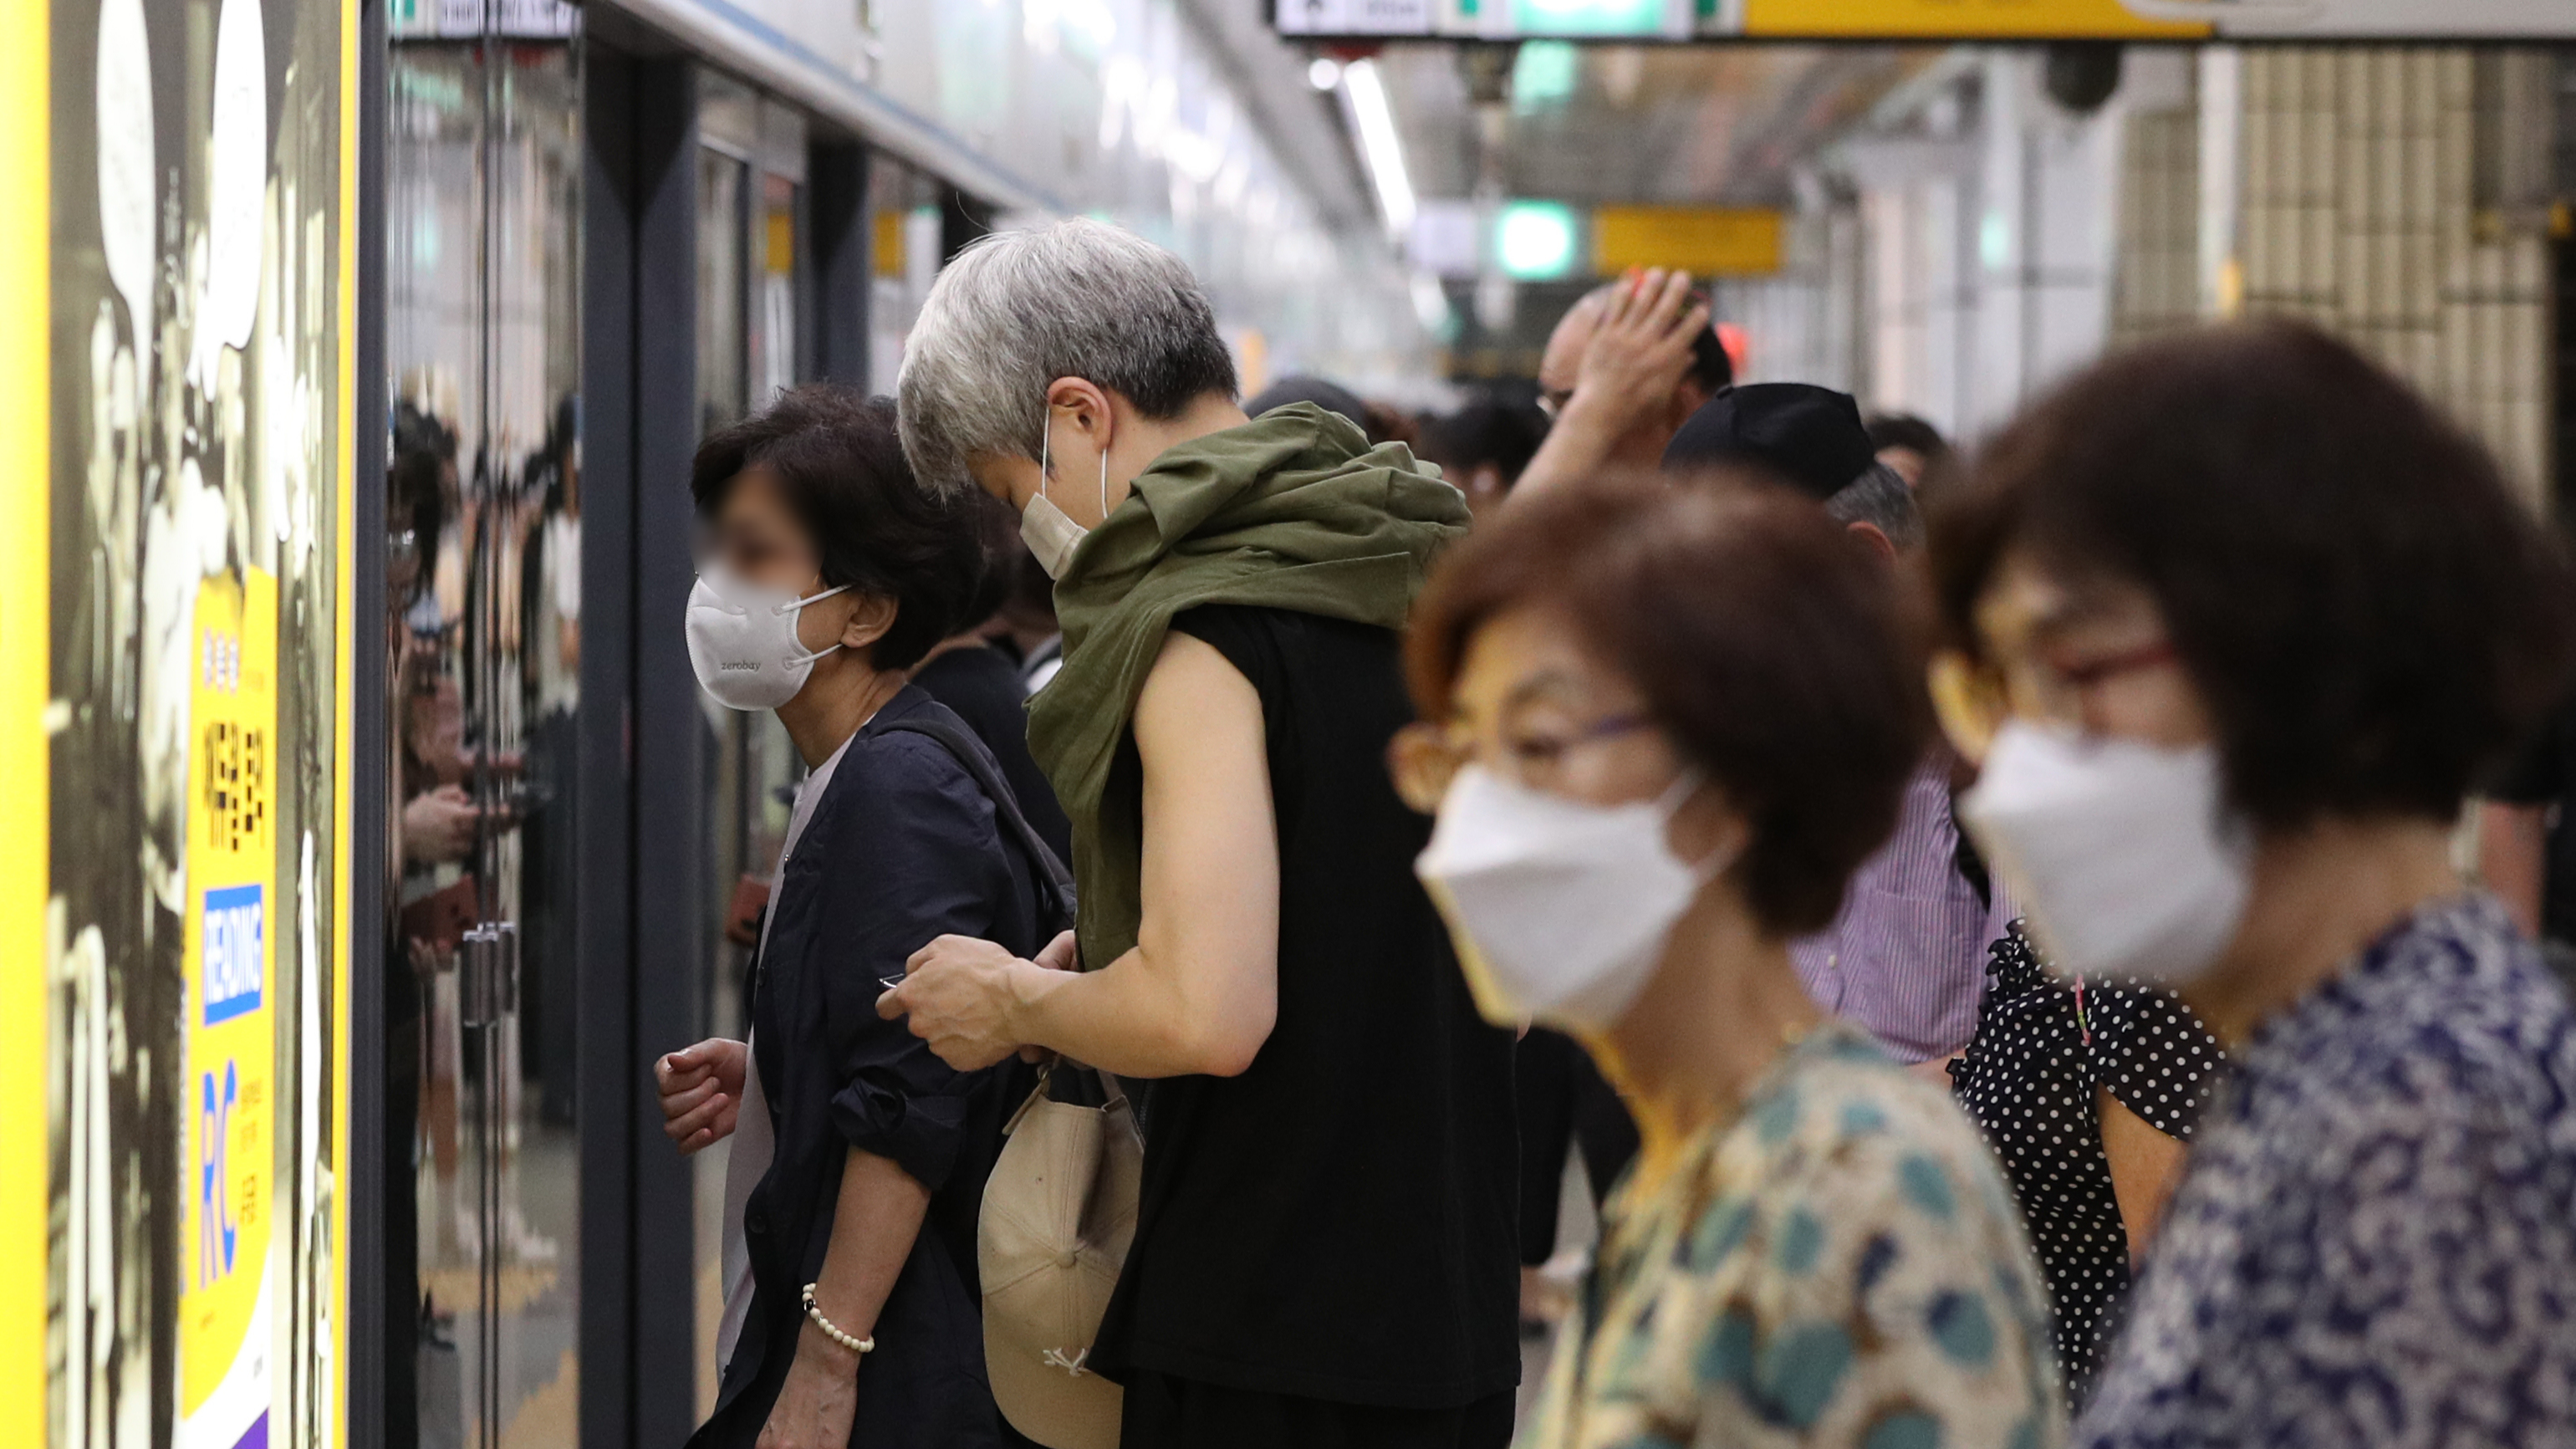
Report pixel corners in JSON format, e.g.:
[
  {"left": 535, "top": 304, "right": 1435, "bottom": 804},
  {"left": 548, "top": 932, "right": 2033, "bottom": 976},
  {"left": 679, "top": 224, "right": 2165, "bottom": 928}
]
[{"left": 202, "top": 883, "right": 264, "bottom": 1025}]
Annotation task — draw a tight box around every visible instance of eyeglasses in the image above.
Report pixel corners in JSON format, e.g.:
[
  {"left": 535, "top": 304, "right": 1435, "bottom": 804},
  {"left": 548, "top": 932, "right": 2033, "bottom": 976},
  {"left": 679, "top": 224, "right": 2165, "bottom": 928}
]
[
  {"left": 1931, "top": 639, "right": 2181, "bottom": 755},
  {"left": 1388, "top": 712, "right": 1650, "bottom": 814},
  {"left": 1535, "top": 388, "right": 1574, "bottom": 420}
]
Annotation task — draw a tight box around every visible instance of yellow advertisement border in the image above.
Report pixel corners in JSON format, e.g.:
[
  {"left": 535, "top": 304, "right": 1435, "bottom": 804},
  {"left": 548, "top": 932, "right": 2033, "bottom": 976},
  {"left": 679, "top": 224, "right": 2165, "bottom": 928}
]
[
  {"left": 332, "top": 0, "right": 360, "bottom": 1436},
  {"left": 0, "top": 0, "right": 47, "bottom": 1440}
]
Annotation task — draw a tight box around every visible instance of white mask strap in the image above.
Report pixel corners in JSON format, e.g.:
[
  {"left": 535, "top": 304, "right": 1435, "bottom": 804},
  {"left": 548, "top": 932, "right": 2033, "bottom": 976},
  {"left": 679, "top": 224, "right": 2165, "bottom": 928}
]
[
  {"left": 778, "top": 579, "right": 851, "bottom": 666},
  {"left": 1099, "top": 446, "right": 1109, "bottom": 522},
  {"left": 771, "top": 580, "right": 850, "bottom": 616},
  {"left": 1038, "top": 403, "right": 1054, "bottom": 506}
]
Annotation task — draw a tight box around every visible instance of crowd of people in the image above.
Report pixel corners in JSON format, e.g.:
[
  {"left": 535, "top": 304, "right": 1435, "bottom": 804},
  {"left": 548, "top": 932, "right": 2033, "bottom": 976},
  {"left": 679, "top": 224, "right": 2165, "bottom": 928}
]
[{"left": 650, "top": 217, "right": 2576, "bottom": 1449}]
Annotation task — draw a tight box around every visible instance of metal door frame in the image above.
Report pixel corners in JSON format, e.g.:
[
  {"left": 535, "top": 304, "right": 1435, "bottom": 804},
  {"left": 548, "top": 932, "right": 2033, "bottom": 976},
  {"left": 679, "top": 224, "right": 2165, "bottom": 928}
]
[{"left": 577, "top": 43, "right": 706, "bottom": 1449}]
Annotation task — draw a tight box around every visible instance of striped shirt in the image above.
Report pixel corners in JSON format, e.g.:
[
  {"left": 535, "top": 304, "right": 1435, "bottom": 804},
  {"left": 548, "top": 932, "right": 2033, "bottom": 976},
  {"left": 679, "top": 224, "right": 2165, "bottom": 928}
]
[{"left": 1791, "top": 755, "right": 2011, "bottom": 1064}]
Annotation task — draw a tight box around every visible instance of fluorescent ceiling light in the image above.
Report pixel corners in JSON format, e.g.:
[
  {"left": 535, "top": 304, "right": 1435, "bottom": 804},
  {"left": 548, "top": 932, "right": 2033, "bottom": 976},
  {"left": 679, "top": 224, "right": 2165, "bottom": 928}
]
[{"left": 1342, "top": 59, "right": 1416, "bottom": 239}]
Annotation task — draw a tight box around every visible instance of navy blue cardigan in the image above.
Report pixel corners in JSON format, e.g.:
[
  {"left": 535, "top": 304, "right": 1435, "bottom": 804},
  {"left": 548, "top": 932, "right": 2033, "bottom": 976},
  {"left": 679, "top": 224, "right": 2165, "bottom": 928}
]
[{"left": 689, "top": 687, "right": 1043, "bottom": 1449}]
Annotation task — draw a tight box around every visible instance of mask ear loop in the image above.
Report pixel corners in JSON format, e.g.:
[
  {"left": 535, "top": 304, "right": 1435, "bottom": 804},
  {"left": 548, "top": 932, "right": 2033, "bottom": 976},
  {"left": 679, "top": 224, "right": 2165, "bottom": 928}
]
[
  {"left": 1099, "top": 443, "right": 1109, "bottom": 523},
  {"left": 1038, "top": 403, "right": 1054, "bottom": 508},
  {"left": 776, "top": 580, "right": 854, "bottom": 667}
]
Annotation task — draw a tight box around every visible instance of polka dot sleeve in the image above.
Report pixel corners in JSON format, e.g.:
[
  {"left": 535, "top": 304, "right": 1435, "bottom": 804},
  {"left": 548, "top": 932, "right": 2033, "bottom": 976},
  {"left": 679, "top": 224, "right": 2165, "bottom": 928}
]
[{"left": 2085, "top": 982, "right": 2226, "bottom": 1141}]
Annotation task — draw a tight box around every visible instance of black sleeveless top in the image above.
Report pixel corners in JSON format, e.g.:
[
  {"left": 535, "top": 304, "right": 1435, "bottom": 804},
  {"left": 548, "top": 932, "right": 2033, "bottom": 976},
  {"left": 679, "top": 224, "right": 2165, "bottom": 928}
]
[{"left": 1088, "top": 605, "right": 1522, "bottom": 1408}]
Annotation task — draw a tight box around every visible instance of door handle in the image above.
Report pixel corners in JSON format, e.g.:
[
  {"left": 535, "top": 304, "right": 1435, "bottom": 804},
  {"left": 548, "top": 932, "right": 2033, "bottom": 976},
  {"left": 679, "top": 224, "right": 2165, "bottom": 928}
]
[
  {"left": 461, "top": 925, "right": 498, "bottom": 1028},
  {"left": 495, "top": 921, "right": 520, "bottom": 1016},
  {"left": 458, "top": 921, "right": 519, "bottom": 1028}
]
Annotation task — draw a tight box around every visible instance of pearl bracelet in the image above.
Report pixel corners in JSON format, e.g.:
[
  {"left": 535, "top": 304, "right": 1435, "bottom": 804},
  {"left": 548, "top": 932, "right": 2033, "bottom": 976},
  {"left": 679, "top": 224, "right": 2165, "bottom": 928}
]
[{"left": 800, "top": 1283, "right": 875, "bottom": 1356}]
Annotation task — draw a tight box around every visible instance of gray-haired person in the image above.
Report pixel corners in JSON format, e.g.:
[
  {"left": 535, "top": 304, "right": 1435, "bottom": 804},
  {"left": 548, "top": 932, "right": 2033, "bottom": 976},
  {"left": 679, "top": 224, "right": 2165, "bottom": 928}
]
[
  {"left": 877, "top": 219, "right": 1520, "bottom": 1449},
  {"left": 1660, "top": 383, "right": 2005, "bottom": 1070}
]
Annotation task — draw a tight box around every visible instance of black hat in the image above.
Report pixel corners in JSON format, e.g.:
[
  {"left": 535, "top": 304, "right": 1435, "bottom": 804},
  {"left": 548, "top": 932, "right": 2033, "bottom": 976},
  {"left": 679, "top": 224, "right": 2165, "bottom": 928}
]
[{"left": 1660, "top": 383, "right": 1876, "bottom": 501}]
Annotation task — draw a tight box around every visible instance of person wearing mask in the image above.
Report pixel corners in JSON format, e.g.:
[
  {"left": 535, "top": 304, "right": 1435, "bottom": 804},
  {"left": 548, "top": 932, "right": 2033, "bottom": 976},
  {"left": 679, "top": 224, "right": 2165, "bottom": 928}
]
[
  {"left": 1399, "top": 470, "right": 2058, "bottom": 1449},
  {"left": 1931, "top": 320, "right": 2576, "bottom": 1447},
  {"left": 1530, "top": 270, "right": 1728, "bottom": 469},
  {"left": 1418, "top": 398, "right": 1550, "bottom": 520},
  {"left": 1662, "top": 383, "right": 2005, "bottom": 1072},
  {"left": 652, "top": 387, "right": 1050, "bottom": 1449},
  {"left": 880, "top": 218, "right": 1519, "bottom": 1448},
  {"left": 1683, "top": 386, "right": 2230, "bottom": 1400},
  {"left": 911, "top": 488, "right": 1075, "bottom": 863}
]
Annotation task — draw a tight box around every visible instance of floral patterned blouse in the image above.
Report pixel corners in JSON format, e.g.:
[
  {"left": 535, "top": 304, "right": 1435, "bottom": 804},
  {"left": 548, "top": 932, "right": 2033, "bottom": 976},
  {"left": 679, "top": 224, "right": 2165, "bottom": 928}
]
[
  {"left": 2078, "top": 894, "right": 2576, "bottom": 1449},
  {"left": 1519, "top": 1023, "right": 2063, "bottom": 1449}
]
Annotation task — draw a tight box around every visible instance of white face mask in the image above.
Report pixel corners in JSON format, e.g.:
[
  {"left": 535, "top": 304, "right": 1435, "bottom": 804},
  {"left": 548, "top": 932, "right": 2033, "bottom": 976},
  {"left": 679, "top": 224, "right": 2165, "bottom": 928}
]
[
  {"left": 1020, "top": 408, "right": 1109, "bottom": 581},
  {"left": 1415, "top": 766, "right": 1721, "bottom": 1033},
  {"left": 1959, "top": 722, "right": 2252, "bottom": 985},
  {"left": 683, "top": 565, "right": 851, "bottom": 712}
]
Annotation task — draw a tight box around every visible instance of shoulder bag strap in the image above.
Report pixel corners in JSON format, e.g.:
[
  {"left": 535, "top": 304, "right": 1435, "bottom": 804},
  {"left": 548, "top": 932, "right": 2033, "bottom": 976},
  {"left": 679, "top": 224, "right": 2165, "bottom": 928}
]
[{"left": 878, "top": 715, "right": 1077, "bottom": 932}]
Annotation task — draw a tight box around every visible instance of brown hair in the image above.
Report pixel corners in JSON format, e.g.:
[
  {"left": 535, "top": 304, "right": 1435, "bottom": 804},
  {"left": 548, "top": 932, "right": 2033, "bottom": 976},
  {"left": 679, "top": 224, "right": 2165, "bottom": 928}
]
[
  {"left": 1931, "top": 319, "right": 2576, "bottom": 827},
  {"left": 1408, "top": 469, "right": 1926, "bottom": 935},
  {"left": 691, "top": 385, "right": 987, "bottom": 671}
]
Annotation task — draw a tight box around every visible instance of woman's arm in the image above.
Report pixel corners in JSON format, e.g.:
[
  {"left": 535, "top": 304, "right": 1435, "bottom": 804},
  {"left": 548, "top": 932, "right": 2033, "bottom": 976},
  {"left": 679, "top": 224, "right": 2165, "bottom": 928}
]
[
  {"left": 2099, "top": 1089, "right": 2189, "bottom": 1270},
  {"left": 885, "top": 630, "right": 1282, "bottom": 1078},
  {"left": 755, "top": 1148, "right": 931, "bottom": 1449}
]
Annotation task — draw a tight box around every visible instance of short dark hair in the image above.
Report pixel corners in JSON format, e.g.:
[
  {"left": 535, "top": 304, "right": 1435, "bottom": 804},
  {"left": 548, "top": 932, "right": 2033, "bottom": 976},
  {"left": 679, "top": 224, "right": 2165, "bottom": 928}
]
[
  {"left": 1409, "top": 469, "right": 1925, "bottom": 936},
  {"left": 1246, "top": 375, "right": 1369, "bottom": 432},
  {"left": 691, "top": 385, "right": 987, "bottom": 672},
  {"left": 1931, "top": 319, "right": 2576, "bottom": 828},
  {"left": 1687, "top": 319, "right": 1734, "bottom": 396},
  {"left": 1864, "top": 412, "right": 1948, "bottom": 463},
  {"left": 1420, "top": 400, "right": 1549, "bottom": 489},
  {"left": 953, "top": 487, "right": 1028, "bottom": 632}
]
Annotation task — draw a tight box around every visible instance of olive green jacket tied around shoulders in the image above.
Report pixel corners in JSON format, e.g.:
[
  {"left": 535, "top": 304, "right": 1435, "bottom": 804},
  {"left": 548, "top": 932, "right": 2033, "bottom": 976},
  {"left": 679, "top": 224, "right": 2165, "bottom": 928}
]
[{"left": 1026, "top": 401, "right": 1470, "bottom": 972}]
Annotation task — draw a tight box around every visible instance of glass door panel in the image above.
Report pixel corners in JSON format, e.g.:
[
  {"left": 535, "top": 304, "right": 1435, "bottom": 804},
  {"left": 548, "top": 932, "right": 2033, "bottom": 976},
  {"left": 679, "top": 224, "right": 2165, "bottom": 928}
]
[{"left": 386, "top": 23, "right": 581, "bottom": 1449}]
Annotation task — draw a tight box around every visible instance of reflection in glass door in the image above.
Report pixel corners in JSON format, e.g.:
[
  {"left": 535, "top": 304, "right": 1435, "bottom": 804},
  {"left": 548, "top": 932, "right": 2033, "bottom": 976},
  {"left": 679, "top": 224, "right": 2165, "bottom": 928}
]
[{"left": 385, "top": 19, "right": 584, "bottom": 1449}]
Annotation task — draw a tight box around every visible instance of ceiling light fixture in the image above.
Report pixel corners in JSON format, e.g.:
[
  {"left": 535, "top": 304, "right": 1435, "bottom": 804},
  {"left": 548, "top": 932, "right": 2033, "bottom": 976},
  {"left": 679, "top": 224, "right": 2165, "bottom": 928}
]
[{"left": 1342, "top": 59, "right": 1416, "bottom": 240}]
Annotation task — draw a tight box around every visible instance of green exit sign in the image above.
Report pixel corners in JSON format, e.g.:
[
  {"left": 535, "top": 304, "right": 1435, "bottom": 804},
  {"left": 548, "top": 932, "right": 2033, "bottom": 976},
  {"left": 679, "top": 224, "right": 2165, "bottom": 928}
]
[{"left": 1512, "top": 0, "right": 1665, "bottom": 36}]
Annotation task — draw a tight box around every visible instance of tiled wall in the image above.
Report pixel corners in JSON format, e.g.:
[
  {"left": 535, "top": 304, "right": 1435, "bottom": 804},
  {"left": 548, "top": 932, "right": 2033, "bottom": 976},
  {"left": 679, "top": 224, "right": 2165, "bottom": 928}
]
[{"left": 2122, "top": 47, "right": 2558, "bottom": 504}]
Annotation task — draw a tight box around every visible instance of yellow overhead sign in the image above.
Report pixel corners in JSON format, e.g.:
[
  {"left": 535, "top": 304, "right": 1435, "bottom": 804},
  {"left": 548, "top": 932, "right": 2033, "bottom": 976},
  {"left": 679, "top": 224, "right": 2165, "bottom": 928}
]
[
  {"left": 1594, "top": 207, "right": 1783, "bottom": 278},
  {"left": 1741, "top": 0, "right": 2205, "bottom": 38}
]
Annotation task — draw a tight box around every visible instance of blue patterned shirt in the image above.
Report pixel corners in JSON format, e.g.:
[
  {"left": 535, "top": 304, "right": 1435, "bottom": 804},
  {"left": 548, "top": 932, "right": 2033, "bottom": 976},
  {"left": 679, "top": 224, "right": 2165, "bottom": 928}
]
[{"left": 2079, "top": 894, "right": 2576, "bottom": 1448}]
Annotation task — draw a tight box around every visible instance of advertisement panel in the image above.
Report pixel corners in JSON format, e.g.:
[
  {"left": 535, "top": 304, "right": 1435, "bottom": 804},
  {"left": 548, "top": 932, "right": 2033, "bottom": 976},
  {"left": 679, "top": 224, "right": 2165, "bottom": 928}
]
[
  {"left": 179, "top": 573, "right": 279, "bottom": 1449},
  {"left": 44, "top": 0, "right": 356, "bottom": 1442}
]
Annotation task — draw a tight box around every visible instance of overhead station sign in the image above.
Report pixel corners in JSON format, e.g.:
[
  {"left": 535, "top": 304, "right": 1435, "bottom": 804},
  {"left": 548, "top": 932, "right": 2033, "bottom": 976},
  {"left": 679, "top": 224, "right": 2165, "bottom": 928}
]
[
  {"left": 1275, "top": 0, "right": 2576, "bottom": 39},
  {"left": 1409, "top": 200, "right": 1785, "bottom": 278}
]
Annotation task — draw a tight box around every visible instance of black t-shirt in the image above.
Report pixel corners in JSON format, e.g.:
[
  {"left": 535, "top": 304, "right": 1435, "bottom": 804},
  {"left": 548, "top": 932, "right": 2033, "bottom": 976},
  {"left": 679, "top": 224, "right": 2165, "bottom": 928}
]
[
  {"left": 912, "top": 642, "right": 1074, "bottom": 866},
  {"left": 1088, "top": 605, "right": 1522, "bottom": 1409},
  {"left": 2491, "top": 695, "right": 2576, "bottom": 946}
]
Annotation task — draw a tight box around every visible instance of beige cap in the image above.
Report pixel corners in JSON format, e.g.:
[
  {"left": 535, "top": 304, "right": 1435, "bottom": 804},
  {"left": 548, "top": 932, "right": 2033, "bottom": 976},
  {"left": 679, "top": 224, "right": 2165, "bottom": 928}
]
[{"left": 980, "top": 1084, "right": 1143, "bottom": 1449}]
